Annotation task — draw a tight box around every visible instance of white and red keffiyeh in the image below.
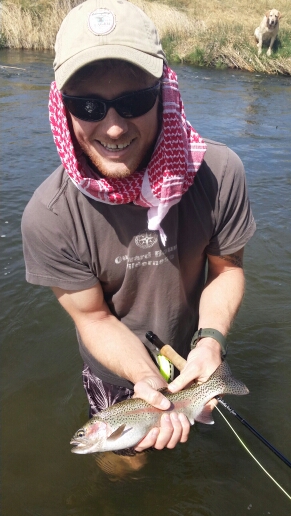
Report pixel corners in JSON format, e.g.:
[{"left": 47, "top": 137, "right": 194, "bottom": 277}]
[{"left": 48, "top": 65, "right": 206, "bottom": 245}]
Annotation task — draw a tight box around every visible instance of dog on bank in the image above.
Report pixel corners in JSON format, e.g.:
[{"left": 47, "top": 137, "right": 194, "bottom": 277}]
[{"left": 254, "top": 9, "right": 281, "bottom": 56}]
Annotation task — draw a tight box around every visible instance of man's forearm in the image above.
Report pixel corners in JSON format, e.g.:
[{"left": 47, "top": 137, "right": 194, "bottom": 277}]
[
  {"left": 52, "top": 285, "right": 161, "bottom": 386},
  {"left": 198, "top": 265, "right": 245, "bottom": 337},
  {"left": 77, "top": 312, "right": 160, "bottom": 385},
  {"left": 168, "top": 251, "right": 245, "bottom": 391}
]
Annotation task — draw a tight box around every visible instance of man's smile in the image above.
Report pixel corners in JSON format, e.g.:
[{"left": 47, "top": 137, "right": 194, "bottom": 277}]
[{"left": 99, "top": 140, "right": 134, "bottom": 152}]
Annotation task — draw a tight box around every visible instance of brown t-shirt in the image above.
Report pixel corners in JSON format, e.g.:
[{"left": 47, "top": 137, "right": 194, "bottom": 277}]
[{"left": 22, "top": 139, "right": 256, "bottom": 387}]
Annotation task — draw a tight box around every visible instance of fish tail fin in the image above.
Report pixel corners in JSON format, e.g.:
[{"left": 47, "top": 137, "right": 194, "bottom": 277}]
[{"left": 210, "top": 361, "right": 249, "bottom": 396}]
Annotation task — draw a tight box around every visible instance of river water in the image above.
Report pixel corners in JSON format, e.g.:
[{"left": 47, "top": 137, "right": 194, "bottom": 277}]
[{"left": 1, "top": 49, "right": 290, "bottom": 516}]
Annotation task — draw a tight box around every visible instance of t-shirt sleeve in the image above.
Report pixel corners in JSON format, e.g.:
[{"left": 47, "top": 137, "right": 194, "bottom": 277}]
[
  {"left": 21, "top": 190, "right": 99, "bottom": 290},
  {"left": 206, "top": 147, "right": 256, "bottom": 255}
]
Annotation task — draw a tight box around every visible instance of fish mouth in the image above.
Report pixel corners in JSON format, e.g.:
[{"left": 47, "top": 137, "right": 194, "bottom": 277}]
[
  {"left": 70, "top": 439, "right": 94, "bottom": 454},
  {"left": 70, "top": 438, "right": 89, "bottom": 448}
]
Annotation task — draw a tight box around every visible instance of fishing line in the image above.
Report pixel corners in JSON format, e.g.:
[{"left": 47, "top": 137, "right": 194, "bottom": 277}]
[
  {"left": 147, "top": 331, "right": 291, "bottom": 468},
  {"left": 146, "top": 331, "right": 291, "bottom": 496},
  {"left": 216, "top": 396, "right": 291, "bottom": 468},
  {"left": 215, "top": 406, "right": 291, "bottom": 501}
]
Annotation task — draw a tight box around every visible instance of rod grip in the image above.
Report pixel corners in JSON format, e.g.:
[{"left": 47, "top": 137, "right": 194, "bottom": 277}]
[{"left": 159, "top": 344, "right": 186, "bottom": 371}]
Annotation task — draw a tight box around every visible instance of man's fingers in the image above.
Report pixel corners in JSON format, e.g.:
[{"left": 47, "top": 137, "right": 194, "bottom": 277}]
[
  {"left": 146, "top": 389, "right": 170, "bottom": 410},
  {"left": 133, "top": 379, "right": 170, "bottom": 410},
  {"left": 167, "top": 344, "right": 223, "bottom": 393},
  {"left": 153, "top": 413, "right": 175, "bottom": 450},
  {"left": 167, "top": 366, "right": 197, "bottom": 393},
  {"left": 177, "top": 413, "right": 191, "bottom": 443},
  {"left": 165, "top": 412, "right": 190, "bottom": 449},
  {"left": 134, "top": 427, "right": 160, "bottom": 452},
  {"left": 134, "top": 412, "right": 190, "bottom": 452}
]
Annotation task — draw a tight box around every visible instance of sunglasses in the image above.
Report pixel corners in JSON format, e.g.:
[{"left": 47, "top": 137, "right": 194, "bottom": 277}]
[{"left": 62, "top": 83, "right": 160, "bottom": 122}]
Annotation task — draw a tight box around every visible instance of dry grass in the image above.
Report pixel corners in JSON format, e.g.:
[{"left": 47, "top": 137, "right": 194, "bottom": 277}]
[
  {"left": 0, "top": 0, "right": 76, "bottom": 49},
  {"left": 132, "top": 0, "right": 206, "bottom": 39},
  {"left": 1, "top": 0, "right": 291, "bottom": 74},
  {"left": 134, "top": 0, "right": 291, "bottom": 74}
]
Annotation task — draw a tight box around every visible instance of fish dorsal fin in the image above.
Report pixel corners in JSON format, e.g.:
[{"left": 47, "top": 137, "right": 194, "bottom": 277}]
[
  {"left": 107, "top": 424, "right": 127, "bottom": 441},
  {"left": 195, "top": 405, "right": 215, "bottom": 425}
]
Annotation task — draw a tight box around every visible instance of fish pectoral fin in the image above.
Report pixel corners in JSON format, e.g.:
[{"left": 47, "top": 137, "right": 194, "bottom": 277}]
[
  {"left": 107, "top": 424, "right": 127, "bottom": 441},
  {"left": 195, "top": 405, "right": 215, "bottom": 425}
]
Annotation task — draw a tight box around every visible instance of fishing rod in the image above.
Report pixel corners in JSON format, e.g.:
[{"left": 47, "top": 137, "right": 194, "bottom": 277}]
[{"left": 145, "top": 331, "right": 291, "bottom": 470}]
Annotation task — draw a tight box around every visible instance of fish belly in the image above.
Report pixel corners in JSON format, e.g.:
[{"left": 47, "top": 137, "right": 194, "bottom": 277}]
[{"left": 102, "top": 419, "right": 158, "bottom": 452}]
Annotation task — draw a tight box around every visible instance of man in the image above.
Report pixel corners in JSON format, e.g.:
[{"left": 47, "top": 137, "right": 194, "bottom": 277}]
[{"left": 22, "top": 0, "right": 255, "bottom": 454}]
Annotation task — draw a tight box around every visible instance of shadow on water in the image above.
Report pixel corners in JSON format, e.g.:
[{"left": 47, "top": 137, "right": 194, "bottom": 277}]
[{"left": 1, "top": 50, "right": 291, "bottom": 515}]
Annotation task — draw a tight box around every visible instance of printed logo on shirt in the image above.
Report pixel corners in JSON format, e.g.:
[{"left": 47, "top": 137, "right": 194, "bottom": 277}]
[
  {"left": 135, "top": 231, "right": 158, "bottom": 249},
  {"left": 114, "top": 245, "right": 177, "bottom": 269}
]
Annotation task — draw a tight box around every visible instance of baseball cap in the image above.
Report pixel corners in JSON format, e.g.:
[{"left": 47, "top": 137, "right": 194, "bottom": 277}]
[{"left": 54, "top": 0, "right": 166, "bottom": 90}]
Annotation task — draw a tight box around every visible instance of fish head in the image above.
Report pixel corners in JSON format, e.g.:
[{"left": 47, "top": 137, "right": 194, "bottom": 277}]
[{"left": 70, "top": 418, "right": 111, "bottom": 454}]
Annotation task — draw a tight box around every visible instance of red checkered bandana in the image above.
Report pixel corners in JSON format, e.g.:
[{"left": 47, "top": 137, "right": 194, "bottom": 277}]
[{"left": 49, "top": 65, "right": 206, "bottom": 245}]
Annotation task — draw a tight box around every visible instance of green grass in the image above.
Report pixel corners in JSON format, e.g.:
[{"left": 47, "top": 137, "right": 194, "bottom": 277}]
[{"left": 161, "top": 35, "right": 182, "bottom": 64}]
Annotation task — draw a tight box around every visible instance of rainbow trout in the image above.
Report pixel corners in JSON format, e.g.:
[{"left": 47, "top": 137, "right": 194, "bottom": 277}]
[{"left": 70, "top": 361, "right": 249, "bottom": 454}]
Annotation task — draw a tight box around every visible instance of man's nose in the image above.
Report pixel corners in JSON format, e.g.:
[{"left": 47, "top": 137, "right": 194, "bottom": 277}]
[{"left": 101, "top": 107, "right": 129, "bottom": 138}]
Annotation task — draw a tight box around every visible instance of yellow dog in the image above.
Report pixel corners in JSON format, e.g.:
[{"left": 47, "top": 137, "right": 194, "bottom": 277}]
[{"left": 254, "top": 9, "right": 281, "bottom": 56}]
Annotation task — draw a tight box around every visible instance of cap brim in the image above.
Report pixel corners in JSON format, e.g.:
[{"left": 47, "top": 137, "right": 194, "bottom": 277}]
[{"left": 55, "top": 45, "right": 164, "bottom": 90}]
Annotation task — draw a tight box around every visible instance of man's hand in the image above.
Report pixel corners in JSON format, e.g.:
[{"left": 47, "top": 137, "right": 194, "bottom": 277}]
[
  {"left": 133, "top": 337, "right": 222, "bottom": 452},
  {"left": 133, "top": 376, "right": 190, "bottom": 452},
  {"left": 168, "top": 337, "right": 222, "bottom": 392}
]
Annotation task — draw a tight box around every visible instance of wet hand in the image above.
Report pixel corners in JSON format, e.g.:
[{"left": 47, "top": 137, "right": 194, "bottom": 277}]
[
  {"left": 133, "top": 376, "right": 190, "bottom": 452},
  {"left": 167, "top": 337, "right": 222, "bottom": 393},
  {"left": 134, "top": 412, "right": 190, "bottom": 452},
  {"left": 133, "top": 376, "right": 170, "bottom": 410},
  {"left": 165, "top": 338, "right": 222, "bottom": 417}
]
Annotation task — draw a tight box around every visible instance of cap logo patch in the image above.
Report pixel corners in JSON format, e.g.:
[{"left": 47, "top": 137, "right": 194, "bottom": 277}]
[{"left": 88, "top": 8, "right": 116, "bottom": 36}]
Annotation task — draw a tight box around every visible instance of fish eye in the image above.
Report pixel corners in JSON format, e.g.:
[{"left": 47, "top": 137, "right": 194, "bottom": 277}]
[{"left": 76, "top": 429, "right": 85, "bottom": 438}]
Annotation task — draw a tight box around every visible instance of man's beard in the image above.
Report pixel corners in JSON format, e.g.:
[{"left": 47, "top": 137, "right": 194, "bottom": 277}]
[{"left": 79, "top": 141, "right": 154, "bottom": 180}]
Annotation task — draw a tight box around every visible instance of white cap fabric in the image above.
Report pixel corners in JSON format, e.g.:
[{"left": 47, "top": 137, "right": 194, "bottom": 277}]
[{"left": 54, "top": 0, "right": 165, "bottom": 90}]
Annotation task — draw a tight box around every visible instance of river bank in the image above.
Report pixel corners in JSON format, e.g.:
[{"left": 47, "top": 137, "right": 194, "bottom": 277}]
[{"left": 1, "top": 0, "right": 291, "bottom": 74}]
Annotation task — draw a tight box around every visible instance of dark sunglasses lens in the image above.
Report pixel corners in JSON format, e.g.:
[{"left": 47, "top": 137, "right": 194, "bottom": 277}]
[
  {"left": 63, "top": 96, "right": 106, "bottom": 122},
  {"left": 115, "top": 87, "right": 159, "bottom": 118},
  {"left": 62, "top": 85, "right": 160, "bottom": 122}
]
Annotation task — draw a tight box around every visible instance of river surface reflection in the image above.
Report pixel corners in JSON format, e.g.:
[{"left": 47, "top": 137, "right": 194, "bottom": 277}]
[{"left": 1, "top": 49, "right": 291, "bottom": 516}]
